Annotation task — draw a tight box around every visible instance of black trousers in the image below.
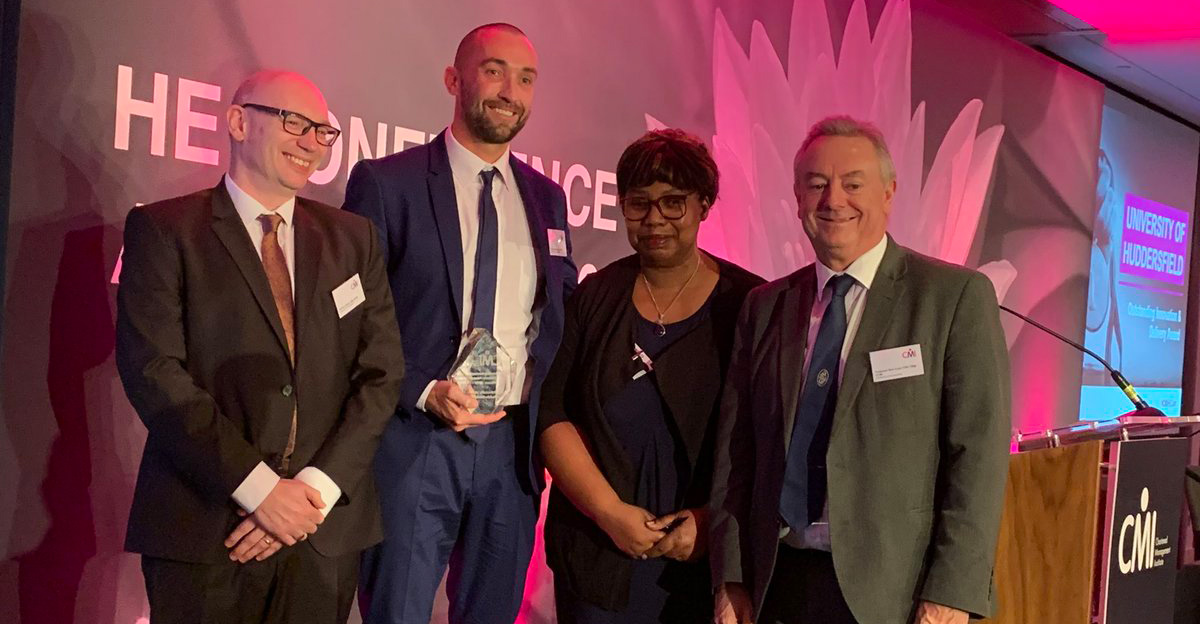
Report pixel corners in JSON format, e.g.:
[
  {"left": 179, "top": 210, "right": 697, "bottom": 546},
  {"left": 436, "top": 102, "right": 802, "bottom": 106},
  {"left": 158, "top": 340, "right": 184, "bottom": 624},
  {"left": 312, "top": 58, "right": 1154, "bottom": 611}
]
[
  {"left": 141, "top": 542, "right": 359, "bottom": 624},
  {"left": 758, "top": 545, "right": 858, "bottom": 624}
]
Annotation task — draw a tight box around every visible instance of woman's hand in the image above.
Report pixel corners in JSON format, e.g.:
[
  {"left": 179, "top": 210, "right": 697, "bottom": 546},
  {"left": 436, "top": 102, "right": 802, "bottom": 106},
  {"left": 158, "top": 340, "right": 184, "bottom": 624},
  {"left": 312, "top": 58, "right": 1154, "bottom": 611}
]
[
  {"left": 595, "top": 501, "right": 666, "bottom": 558},
  {"left": 644, "top": 507, "right": 709, "bottom": 562}
]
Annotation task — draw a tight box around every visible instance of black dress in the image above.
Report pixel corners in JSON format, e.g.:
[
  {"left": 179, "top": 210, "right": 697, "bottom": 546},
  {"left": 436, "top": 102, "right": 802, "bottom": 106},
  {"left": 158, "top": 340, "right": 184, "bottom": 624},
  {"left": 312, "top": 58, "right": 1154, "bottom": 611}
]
[{"left": 555, "top": 302, "right": 713, "bottom": 624}]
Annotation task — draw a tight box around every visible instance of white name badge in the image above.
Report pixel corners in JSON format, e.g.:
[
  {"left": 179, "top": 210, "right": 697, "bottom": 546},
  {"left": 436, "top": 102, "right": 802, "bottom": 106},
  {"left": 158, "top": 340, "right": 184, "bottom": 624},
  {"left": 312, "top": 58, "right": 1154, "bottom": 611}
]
[
  {"left": 331, "top": 273, "right": 366, "bottom": 318},
  {"left": 869, "top": 344, "right": 925, "bottom": 382},
  {"left": 548, "top": 229, "right": 568, "bottom": 257}
]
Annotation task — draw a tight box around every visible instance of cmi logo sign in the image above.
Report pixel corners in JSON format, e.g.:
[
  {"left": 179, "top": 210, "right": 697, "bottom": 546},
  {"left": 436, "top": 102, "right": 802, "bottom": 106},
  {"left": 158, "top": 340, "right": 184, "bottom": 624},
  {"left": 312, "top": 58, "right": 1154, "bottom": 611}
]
[
  {"left": 1116, "top": 487, "right": 1170, "bottom": 574},
  {"left": 1101, "top": 438, "right": 1188, "bottom": 624}
]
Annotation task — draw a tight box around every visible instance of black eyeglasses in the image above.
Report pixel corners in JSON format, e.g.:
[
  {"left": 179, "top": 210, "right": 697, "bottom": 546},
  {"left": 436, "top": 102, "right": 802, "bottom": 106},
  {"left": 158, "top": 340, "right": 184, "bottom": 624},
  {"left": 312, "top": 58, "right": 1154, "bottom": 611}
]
[
  {"left": 240, "top": 103, "right": 341, "bottom": 146},
  {"left": 620, "top": 193, "right": 692, "bottom": 220}
]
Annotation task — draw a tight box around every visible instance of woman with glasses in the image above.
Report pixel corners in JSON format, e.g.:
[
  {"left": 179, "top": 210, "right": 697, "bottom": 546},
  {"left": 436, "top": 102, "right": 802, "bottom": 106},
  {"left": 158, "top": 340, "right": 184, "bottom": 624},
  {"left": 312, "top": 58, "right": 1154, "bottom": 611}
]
[{"left": 537, "top": 129, "right": 763, "bottom": 623}]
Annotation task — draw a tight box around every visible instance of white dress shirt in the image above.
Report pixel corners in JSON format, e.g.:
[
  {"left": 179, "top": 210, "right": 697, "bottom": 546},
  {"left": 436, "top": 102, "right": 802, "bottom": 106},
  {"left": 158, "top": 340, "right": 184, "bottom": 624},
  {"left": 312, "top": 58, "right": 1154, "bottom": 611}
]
[
  {"left": 416, "top": 127, "right": 539, "bottom": 410},
  {"left": 784, "top": 235, "right": 888, "bottom": 550},
  {"left": 224, "top": 175, "right": 341, "bottom": 517}
]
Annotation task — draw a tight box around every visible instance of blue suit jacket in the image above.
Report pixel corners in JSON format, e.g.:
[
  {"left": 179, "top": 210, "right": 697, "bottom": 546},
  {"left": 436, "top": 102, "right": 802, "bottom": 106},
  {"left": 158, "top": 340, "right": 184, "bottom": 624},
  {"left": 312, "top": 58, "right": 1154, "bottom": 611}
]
[{"left": 342, "top": 130, "right": 576, "bottom": 490}]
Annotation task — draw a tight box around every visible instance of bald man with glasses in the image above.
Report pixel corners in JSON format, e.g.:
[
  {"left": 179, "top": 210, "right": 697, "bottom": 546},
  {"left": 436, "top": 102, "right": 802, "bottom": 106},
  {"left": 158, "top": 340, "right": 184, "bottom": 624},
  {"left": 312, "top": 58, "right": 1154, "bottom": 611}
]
[{"left": 117, "top": 70, "right": 404, "bottom": 624}]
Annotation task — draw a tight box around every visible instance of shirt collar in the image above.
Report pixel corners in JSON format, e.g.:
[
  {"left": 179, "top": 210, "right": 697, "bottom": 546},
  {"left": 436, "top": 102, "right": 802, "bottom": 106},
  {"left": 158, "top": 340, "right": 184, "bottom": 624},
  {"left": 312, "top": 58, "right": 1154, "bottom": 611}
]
[
  {"left": 225, "top": 175, "right": 295, "bottom": 227},
  {"left": 814, "top": 235, "right": 889, "bottom": 299},
  {"left": 445, "top": 126, "right": 513, "bottom": 188}
]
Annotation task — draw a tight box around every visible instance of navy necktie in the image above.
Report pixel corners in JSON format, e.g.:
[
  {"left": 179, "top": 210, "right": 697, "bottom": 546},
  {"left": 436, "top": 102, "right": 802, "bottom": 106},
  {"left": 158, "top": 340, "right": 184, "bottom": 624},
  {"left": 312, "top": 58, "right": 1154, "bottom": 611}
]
[
  {"left": 780, "top": 273, "right": 856, "bottom": 529},
  {"left": 472, "top": 168, "right": 499, "bottom": 333},
  {"left": 465, "top": 169, "right": 499, "bottom": 443}
]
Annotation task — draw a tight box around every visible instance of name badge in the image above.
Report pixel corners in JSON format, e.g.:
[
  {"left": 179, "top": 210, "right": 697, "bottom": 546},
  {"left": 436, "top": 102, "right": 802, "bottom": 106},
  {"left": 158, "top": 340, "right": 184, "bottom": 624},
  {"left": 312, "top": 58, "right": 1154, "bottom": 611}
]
[
  {"left": 869, "top": 344, "right": 924, "bottom": 382},
  {"left": 331, "top": 273, "right": 366, "bottom": 318},
  {"left": 548, "top": 229, "right": 568, "bottom": 257}
]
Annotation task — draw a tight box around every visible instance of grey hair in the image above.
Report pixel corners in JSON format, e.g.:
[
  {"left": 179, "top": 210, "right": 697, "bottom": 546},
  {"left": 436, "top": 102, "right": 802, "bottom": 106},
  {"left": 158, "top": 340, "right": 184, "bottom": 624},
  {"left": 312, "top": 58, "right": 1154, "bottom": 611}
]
[{"left": 794, "top": 115, "right": 896, "bottom": 183}]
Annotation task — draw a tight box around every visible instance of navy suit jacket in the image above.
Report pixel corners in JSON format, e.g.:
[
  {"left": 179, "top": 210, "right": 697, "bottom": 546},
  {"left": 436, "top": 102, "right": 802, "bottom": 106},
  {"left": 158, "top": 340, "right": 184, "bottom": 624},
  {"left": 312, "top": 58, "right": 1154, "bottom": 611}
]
[{"left": 342, "top": 130, "right": 576, "bottom": 490}]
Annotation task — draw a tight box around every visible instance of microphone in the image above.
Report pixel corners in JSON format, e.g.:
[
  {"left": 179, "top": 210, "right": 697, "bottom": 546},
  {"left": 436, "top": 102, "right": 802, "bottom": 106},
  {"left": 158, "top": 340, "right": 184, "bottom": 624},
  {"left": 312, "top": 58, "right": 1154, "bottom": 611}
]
[{"left": 998, "top": 304, "right": 1164, "bottom": 417}]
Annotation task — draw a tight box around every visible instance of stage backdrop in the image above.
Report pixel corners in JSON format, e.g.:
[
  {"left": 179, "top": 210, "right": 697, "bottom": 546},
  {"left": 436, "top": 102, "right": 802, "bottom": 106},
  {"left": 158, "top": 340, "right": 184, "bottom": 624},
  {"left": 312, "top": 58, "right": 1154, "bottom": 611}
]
[{"left": 1, "top": 0, "right": 1105, "bottom": 622}]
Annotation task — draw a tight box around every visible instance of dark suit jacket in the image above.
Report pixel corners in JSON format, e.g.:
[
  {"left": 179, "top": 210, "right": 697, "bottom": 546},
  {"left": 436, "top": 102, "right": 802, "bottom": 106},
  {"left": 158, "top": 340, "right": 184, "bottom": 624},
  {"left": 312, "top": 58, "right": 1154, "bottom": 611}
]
[
  {"left": 538, "top": 254, "right": 763, "bottom": 609},
  {"left": 709, "top": 238, "right": 1011, "bottom": 624},
  {"left": 342, "top": 130, "right": 576, "bottom": 491},
  {"left": 116, "top": 180, "right": 405, "bottom": 563}
]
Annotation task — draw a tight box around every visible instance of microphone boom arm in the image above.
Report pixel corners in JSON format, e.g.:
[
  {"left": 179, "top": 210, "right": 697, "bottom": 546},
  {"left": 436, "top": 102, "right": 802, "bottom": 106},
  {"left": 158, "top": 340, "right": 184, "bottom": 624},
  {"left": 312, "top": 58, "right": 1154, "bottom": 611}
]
[{"left": 998, "top": 304, "right": 1156, "bottom": 413}]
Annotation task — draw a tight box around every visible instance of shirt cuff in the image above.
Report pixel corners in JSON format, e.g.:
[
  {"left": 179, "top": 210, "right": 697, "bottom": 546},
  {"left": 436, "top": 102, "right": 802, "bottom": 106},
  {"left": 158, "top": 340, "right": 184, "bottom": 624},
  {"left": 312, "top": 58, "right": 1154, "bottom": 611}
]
[
  {"left": 295, "top": 466, "right": 342, "bottom": 518},
  {"left": 231, "top": 462, "right": 280, "bottom": 513},
  {"left": 416, "top": 379, "right": 437, "bottom": 412}
]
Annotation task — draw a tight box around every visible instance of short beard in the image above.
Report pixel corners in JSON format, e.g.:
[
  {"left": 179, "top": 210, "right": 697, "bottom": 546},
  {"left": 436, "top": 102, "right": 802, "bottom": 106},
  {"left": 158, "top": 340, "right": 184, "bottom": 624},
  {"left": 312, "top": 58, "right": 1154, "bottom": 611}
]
[{"left": 463, "top": 98, "right": 528, "bottom": 144}]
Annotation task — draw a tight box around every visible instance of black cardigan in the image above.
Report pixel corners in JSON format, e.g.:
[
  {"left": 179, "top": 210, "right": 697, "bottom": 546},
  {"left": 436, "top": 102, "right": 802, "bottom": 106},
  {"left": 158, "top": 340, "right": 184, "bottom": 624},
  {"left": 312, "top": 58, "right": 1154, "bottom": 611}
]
[{"left": 538, "top": 252, "right": 764, "bottom": 610}]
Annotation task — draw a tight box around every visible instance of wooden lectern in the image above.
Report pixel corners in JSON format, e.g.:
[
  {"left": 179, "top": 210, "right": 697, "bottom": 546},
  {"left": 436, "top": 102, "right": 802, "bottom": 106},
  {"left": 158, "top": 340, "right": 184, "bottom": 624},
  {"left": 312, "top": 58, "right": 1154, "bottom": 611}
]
[
  {"left": 988, "top": 440, "right": 1104, "bottom": 623},
  {"left": 984, "top": 416, "right": 1199, "bottom": 624}
]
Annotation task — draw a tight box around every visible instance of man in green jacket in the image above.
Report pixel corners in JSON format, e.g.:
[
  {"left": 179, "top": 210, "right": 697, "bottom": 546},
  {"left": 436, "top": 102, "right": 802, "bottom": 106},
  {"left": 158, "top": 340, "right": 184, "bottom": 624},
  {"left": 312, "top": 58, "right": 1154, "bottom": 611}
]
[{"left": 709, "top": 116, "right": 1011, "bottom": 624}]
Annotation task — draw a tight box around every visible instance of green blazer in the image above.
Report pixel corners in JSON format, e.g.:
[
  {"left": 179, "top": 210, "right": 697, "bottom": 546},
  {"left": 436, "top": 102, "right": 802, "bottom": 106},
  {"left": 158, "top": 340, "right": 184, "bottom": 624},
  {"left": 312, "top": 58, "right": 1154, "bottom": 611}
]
[{"left": 709, "top": 237, "right": 1011, "bottom": 624}]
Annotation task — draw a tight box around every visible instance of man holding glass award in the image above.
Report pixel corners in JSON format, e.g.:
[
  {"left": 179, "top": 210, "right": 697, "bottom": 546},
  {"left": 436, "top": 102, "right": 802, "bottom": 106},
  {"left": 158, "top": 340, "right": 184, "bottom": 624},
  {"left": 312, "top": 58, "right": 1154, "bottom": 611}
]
[{"left": 342, "top": 23, "right": 577, "bottom": 624}]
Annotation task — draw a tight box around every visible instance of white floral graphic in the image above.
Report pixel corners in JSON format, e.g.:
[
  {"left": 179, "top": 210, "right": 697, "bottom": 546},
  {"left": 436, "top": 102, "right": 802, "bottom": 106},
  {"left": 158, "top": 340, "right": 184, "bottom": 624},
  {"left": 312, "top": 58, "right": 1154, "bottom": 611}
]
[{"left": 650, "top": 0, "right": 1017, "bottom": 301}]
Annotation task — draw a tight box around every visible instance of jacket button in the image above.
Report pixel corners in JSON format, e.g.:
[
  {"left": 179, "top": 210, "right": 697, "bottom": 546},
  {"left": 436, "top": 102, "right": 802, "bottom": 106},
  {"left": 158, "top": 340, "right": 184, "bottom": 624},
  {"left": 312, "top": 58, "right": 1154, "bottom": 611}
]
[{"left": 281, "top": 384, "right": 294, "bottom": 397}]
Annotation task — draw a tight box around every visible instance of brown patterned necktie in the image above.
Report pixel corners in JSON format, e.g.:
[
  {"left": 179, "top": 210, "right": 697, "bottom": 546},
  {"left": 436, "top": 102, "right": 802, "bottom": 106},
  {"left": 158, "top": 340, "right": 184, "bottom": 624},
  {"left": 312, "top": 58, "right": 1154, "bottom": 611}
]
[{"left": 258, "top": 213, "right": 297, "bottom": 471}]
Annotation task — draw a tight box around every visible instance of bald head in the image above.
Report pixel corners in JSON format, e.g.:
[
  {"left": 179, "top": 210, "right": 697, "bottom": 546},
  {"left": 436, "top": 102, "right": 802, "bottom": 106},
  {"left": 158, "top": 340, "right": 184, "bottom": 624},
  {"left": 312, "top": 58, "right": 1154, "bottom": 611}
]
[
  {"left": 453, "top": 23, "right": 529, "bottom": 73},
  {"left": 231, "top": 70, "right": 328, "bottom": 112}
]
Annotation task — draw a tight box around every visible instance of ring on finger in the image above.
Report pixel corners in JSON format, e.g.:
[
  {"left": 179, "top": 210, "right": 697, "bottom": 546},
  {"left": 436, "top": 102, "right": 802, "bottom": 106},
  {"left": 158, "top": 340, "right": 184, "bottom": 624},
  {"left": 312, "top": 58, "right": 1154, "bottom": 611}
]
[{"left": 263, "top": 536, "right": 273, "bottom": 545}]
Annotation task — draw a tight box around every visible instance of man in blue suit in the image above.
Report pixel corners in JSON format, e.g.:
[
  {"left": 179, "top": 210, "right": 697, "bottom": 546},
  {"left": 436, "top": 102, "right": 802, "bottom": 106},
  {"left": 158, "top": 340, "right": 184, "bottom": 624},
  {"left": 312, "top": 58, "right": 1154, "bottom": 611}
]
[{"left": 344, "top": 22, "right": 576, "bottom": 624}]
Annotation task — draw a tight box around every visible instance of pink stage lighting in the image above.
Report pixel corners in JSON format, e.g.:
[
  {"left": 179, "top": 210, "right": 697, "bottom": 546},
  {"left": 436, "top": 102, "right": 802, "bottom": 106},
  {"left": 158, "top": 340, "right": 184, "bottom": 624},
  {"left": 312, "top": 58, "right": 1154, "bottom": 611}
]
[{"left": 1049, "top": 0, "right": 1200, "bottom": 41}]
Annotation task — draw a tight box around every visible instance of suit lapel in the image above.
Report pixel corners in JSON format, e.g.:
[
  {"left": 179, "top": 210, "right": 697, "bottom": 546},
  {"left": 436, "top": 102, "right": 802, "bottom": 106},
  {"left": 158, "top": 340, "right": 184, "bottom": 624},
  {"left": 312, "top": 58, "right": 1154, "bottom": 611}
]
[
  {"left": 292, "top": 199, "right": 325, "bottom": 365},
  {"left": 427, "top": 132, "right": 466, "bottom": 328},
  {"left": 835, "top": 239, "right": 907, "bottom": 417},
  {"left": 511, "top": 157, "right": 549, "bottom": 289},
  {"left": 209, "top": 180, "right": 292, "bottom": 360},
  {"left": 779, "top": 267, "right": 815, "bottom": 450}
]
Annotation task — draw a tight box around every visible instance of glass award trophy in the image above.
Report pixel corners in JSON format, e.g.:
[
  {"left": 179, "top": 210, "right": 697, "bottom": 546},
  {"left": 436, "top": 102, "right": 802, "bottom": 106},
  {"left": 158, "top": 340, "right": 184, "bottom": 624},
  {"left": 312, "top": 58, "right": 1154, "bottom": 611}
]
[{"left": 447, "top": 328, "right": 515, "bottom": 414}]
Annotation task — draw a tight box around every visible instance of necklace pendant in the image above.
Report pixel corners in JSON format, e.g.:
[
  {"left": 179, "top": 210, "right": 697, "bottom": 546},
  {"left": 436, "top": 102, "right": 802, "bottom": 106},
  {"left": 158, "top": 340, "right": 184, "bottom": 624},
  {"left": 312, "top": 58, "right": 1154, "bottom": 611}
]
[{"left": 640, "top": 257, "right": 700, "bottom": 341}]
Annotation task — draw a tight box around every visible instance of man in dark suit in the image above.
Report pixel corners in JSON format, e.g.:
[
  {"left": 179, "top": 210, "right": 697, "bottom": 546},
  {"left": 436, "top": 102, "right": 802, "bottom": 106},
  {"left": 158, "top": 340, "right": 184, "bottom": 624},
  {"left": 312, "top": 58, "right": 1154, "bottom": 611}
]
[
  {"left": 116, "top": 70, "right": 405, "bottom": 624},
  {"left": 343, "top": 23, "right": 576, "bottom": 624},
  {"left": 709, "top": 116, "right": 1011, "bottom": 624}
]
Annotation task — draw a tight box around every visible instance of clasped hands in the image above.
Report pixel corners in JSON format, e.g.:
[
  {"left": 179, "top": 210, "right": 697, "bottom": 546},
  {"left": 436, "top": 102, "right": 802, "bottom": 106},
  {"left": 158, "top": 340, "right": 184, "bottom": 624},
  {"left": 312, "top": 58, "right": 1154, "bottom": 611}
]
[
  {"left": 224, "top": 478, "right": 326, "bottom": 563},
  {"left": 596, "top": 501, "right": 707, "bottom": 562}
]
